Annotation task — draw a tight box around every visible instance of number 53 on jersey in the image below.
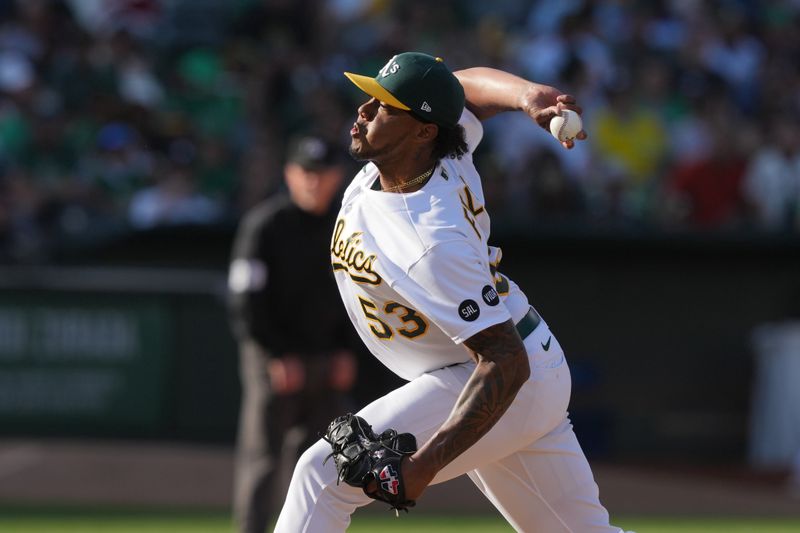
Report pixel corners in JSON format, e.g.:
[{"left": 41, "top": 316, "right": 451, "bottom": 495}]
[{"left": 357, "top": 296, "right": 429, "bottom": 341}]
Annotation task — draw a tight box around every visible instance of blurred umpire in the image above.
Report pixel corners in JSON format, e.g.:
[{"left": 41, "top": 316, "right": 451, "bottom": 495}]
[{"left": 228, "top": 136, "right": 358, "bottom": 533}]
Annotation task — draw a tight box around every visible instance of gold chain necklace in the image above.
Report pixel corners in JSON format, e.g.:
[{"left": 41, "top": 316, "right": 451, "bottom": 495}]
[{"left": 382, "top": 166, "right": 436, "bottom": 193}]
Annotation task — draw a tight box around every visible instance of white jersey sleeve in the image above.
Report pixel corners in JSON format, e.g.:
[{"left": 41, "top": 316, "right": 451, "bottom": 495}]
[
  {"left": 394, "top": 239, "right": 512, "bottom": 344},
  {"left": 460, "top": 108, "right": 484, "bottom": 154}
]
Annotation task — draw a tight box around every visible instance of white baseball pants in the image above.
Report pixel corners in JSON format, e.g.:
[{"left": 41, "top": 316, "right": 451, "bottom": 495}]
[{"left": 274, "top": 320, "right": 620, "bottom": 532}]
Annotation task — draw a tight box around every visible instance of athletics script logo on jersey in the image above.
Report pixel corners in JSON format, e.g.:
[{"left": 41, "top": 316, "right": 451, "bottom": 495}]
[{"left": 330, "top": 219, "right": 382, "bottom": 285}]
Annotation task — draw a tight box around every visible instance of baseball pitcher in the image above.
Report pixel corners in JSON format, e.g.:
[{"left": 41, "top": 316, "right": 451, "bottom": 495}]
[{"left": 274, "top": 52, "right": 626, "bottom": 533}]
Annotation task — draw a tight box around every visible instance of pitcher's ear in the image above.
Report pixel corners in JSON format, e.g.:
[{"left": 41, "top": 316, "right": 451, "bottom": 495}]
[{"left": 416, "top": 122, "right": 439, "bottom": 143}]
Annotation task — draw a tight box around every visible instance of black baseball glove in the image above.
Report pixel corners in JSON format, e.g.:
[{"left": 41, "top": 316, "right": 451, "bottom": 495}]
[{"left": 323, "top": 414, "right": 417, "bottom": 513}]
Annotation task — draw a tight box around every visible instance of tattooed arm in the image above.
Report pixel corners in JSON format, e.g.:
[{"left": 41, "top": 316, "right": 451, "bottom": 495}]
[{"left": 400, "top": 319, "right": 530, "bottom": 500}]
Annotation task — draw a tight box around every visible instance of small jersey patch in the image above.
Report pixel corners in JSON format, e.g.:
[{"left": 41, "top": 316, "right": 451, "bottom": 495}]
[
  {"left": 482, "top": 285, "right": 499, "bottom": 306},
  {"left": 458, "top": 299, "right": 480, "bottom": 322}
]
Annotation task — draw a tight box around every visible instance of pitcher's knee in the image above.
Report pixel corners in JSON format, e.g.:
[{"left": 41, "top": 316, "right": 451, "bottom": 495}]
[
  {"left": 292, "top": 439, "right": 335, "bottom": 484},
  {"left": 282, "top": 436, "right": 371, "bottom": 524}
]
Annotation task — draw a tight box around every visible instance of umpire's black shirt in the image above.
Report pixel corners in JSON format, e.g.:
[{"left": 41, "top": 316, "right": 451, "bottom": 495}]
[{"left": 228, "top": 193, "right": 351, "bottom": 356}]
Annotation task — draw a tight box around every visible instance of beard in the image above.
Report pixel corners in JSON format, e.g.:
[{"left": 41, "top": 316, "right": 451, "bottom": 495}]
[
  {"left": 347, "top": 143, "right": 365, "bottom": 161},
  {"left": 348, "top": 138, "right": 379, "bottom": 163}
]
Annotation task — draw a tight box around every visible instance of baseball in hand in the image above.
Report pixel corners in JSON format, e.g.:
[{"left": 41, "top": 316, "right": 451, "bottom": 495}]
[{"left": 549, "top": 109, "right": 583, "bottom": 142}]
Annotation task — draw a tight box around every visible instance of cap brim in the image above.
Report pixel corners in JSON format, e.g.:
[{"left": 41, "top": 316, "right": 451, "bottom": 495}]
[{"left": 344, "top": 72, "right": 410, "bottom": 111}]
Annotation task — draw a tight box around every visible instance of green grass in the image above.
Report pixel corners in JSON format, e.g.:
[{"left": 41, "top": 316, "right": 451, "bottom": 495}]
[
  {"left": 350, "top": 515, "right": 800, "bottom": 532},
  {"left": 615, "top": 517, "right": 800, "bottom": 533},
  {"left": 0, "top": 508, "right": 231, "bottom": 533},
  {"left": 0, "top": 508, "right": 799, "bottom": 532}
]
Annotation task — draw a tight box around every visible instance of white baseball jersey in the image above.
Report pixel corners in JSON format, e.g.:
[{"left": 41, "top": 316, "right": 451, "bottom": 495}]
[
  {"left": 282, "top": 101, "right": 619, "bottom": 533},
  {"left": 331, "top": 109, "right": 532, "bottom": 380}
]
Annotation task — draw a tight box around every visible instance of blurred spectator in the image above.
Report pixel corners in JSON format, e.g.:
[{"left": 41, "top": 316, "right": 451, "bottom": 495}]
[
  {"left": 67, "top": 0, "right": 162, "bottom": 39},
  {"left": 109, "top": 30, "right": 165, "bottom": 109},
  {"left": 663, "top": 98, "right": 752, "bottom": 229},
  {"left": 195, "top": 136, "right": 239, "bottom": 205},
  {"left": 1, "top": 0, "right": 800, "bottom": 263},
  {"left": 742, "top": 115, "right": 800, "bottom": 231},
  {"left": 228, "top": 135, "right": 358, "bottom": 533},
  {"left": 83, "top": 122, "right": 153, "bottom": 210},
  {"left": 592, "top": 81, "right": 669, "bottom": 222},
  {"left": 128, "top": 150, "right": 222, "bottom": 229},
  {"left": 700, "top": 5, "right": 765, "bottom": 114}
]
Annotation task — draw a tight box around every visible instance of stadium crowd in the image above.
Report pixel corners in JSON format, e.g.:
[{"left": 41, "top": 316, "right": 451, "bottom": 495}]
[{"left": 1, "top": 0, "right": 799, "bottom": 262}]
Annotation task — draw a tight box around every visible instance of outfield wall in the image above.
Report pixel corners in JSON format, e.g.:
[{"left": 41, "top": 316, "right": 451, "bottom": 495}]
[
  {"left": 1, "top": 226, "right": 798, "bottom": 463},
  {"left": 0, "top": 266, "right": 240, "bottom": 441}
]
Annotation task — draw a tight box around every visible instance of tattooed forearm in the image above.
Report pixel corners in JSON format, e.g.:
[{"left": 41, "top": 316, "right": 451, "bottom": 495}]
[{"left": 415, "top": 319, "right": 530, "bottom": 471}]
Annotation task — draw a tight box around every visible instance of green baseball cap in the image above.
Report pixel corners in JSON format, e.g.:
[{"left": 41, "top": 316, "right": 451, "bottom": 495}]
[{"left": 344, "top": 52, "right": 465, "bottom": 128}]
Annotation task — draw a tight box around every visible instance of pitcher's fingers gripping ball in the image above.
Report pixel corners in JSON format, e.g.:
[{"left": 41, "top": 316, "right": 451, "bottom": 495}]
[{"left": 323, "top": 414, "right": 417, "bottom": 514}]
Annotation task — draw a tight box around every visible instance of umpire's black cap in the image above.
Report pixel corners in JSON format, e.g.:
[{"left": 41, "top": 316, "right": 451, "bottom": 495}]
[{"left": 287, "top": 136, "right": 342, "bottom": 170}]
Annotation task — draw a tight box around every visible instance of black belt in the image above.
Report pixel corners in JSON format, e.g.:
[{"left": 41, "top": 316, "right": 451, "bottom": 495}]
[{"left": 515, "top": 307, "right": 541, "bottom": 340}]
